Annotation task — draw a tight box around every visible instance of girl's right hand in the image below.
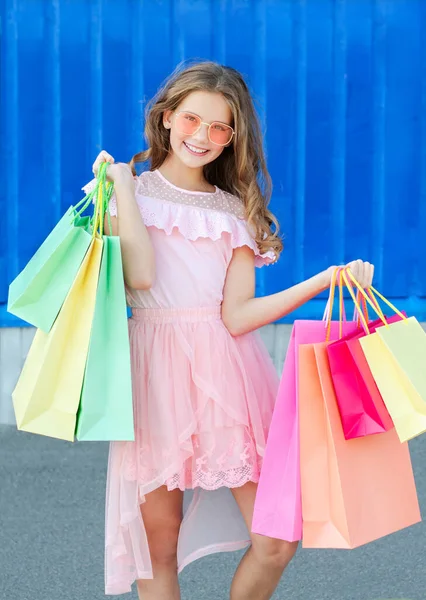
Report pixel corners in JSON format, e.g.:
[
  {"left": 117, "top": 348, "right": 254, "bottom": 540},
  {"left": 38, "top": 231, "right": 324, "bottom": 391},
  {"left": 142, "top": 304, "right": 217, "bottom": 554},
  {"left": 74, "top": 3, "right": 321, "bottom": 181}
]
[{"left": 92, "top": 150, "right": 134, "bottom": 188}]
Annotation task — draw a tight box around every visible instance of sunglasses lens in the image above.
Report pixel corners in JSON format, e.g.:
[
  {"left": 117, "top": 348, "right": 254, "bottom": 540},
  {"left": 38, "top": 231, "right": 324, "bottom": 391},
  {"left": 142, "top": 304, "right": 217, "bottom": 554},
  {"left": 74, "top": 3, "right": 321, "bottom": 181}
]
[
  {"left": 209, "top": 123, "right": 234, "bottom": 145},
  {"left": 175, "top": 112, "right": 200, "bottom": 135}
]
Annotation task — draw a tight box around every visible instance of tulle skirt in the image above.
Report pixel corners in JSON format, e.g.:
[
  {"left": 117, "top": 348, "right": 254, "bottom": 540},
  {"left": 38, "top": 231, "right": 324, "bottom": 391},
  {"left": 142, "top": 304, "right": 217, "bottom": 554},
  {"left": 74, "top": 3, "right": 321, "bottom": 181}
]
[{"left": 105, "top": 306, "right": 279, "bottom": 595}]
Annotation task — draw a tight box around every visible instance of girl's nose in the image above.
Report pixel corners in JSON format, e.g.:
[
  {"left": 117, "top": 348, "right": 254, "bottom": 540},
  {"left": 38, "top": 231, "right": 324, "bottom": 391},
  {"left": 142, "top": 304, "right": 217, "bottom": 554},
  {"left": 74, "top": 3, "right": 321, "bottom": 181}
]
[{"left": 192, "top": 122, "right": 209, "bottom": 145}]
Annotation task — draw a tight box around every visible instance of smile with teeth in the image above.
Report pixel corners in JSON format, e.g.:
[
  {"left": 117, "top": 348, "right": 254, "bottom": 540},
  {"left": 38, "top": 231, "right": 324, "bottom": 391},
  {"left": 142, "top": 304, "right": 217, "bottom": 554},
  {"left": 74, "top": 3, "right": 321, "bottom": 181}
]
[{"left": 184, "top": 142, "right": 209, "bottom": 155}]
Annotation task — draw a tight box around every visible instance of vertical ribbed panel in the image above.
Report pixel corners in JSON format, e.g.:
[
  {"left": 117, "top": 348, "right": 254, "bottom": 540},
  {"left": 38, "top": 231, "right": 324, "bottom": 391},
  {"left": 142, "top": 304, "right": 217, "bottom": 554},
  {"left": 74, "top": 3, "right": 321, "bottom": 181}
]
[
  {"left": 419, "top": 3, "right": 426, "bottom": 298},
  {"left": 293, "top": 0, "right": 307, "bottom": 283},
  {"left": 44, "top": 0, "right": 61, "bottom": 224},
  {"left": 371, "top": 0, "right": 387, "bottom": 289},
  {"left": 252, "top": 0, "right": 267, "bottom": 297},
  {"left": 1, "top": 0, "right": 426, "bottom": 325},
  {"left": 89, "top": 0, "right": 103, "bottom": 151},
  {"left": 171, "top": 0, "right": 185, "bottom": 66},
  {"left": 2, "top": 0, "right": 19, "bottom": 302},
  {"left": 130, "top": 0, "right": 145, "bottom": 152},
  {"left": 330, "top": 0, "right": 346, "bottom": 265},
  {"left": 210, "top": 0, "right": 227, "bottom": 63}
]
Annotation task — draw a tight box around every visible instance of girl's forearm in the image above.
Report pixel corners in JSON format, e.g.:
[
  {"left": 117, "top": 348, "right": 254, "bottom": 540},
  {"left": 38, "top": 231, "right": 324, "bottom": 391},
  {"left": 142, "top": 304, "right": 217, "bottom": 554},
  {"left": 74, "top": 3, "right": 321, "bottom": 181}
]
[
  {"left": 227, "top": 271, "right": 330, "bottom": 336},
  {"left": 114, "top": 179, "right": 155, "bottom": 289}
]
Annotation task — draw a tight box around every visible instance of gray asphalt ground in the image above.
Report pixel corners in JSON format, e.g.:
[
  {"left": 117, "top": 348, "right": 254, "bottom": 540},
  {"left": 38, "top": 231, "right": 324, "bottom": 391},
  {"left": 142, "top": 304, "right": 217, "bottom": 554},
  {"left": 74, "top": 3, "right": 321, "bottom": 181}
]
[{"left": 1, "top": 424, "right": 425, "bottom": 600}]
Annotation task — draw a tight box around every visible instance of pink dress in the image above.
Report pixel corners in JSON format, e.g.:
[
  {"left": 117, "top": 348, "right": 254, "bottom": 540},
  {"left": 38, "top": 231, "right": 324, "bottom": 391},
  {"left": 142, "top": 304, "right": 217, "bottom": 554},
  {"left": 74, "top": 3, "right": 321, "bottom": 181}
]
[{"left": 84, "top": 169, "right": 279, "bottom": 595}]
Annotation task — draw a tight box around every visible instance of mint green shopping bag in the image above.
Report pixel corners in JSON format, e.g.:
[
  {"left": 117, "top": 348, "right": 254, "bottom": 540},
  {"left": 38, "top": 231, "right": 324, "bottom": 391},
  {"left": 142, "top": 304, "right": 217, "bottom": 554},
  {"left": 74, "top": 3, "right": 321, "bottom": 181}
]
[
  {"left": 76, "top": 184, "right": 134, "bottom": 441},
  {"left": 8, "top": 184, "right": 100, "bottom": 333}
]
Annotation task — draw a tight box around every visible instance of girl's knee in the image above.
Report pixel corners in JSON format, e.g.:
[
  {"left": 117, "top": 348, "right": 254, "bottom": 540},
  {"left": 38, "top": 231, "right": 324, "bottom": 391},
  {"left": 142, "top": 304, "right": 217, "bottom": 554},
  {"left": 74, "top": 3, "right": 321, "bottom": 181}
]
[
  {"left": 251, "top": 534, "right": 298, "bottom": 570},
  {"left": 145, "top": 516, "right": 182, "bottom": 567},
  {"left": 140, "top": 487, "right": 183, "bottom": 567}
]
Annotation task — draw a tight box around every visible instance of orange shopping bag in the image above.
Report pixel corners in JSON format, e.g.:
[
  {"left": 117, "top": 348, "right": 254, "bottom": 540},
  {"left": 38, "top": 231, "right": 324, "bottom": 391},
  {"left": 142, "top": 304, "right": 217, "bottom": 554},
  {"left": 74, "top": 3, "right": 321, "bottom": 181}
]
[{"left": 298, "top": 340, "right": 421, "bottom": 549}]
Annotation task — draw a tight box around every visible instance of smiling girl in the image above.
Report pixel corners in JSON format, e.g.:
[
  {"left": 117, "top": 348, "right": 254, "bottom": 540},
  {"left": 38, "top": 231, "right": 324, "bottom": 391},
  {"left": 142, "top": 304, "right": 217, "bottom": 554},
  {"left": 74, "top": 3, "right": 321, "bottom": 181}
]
[{"left": 86, "top": 61, "right": 374, "bottom": 600}]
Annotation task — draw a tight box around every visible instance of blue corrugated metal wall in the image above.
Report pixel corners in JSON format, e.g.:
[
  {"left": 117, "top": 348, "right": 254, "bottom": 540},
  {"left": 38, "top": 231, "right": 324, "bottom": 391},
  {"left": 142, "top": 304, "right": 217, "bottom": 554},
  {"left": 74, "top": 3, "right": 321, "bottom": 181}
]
[{"left": 1, "top": 0, "right": 425, "bottom": 326}]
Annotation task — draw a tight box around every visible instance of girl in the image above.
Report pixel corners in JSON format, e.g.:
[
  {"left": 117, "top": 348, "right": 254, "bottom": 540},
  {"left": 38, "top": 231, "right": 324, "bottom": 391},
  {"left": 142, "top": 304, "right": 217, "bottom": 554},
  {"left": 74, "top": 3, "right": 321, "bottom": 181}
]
[{"left": 86, "top": 61, "right": 374, "bottom": 600}]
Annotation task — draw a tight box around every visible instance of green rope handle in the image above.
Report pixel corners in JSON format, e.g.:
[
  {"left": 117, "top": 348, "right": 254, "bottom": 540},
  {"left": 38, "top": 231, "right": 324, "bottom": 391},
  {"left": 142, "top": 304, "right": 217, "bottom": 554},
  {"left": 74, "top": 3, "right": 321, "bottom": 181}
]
[
  {"left": 70, "top": 162, "right": 115, "bottom": 235},
  {"left": 105, "top": 182, "right": 114, "bottom": 235},
  {"left": 71, "top": 162, "right": 108, "bottom": 226},
  {"left": 93, "top": 162, "right": 109, "bottom": 236},
  {"left": 73, "top": 192, "right": 94, "bottom": 214},
  {"left": 71, "top": 187, "right": 97, "bottom": 223},
  {"left": 97, "top": 166, "right": 115, "bottom": 237},
  {"left": 92, "top": 162, "right": 115, "bottom": 237}
]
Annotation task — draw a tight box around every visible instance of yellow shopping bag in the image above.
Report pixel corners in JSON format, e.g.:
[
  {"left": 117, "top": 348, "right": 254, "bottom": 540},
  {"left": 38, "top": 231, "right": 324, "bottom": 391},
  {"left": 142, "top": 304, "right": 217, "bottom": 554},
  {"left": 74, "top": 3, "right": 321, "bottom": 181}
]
[
  {"left": 344, "top": 270, "right": 426, "bottom": 443},
  {"left": 12, "top": 221, "right": 103, "bottom": 442}
]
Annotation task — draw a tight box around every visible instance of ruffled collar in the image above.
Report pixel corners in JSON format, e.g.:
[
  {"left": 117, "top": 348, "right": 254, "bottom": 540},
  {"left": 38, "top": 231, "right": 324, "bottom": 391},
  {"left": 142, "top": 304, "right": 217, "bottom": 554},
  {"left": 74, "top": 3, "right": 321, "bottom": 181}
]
[{"left": 130, "top": 193, "right": 275, "bottom": 267}]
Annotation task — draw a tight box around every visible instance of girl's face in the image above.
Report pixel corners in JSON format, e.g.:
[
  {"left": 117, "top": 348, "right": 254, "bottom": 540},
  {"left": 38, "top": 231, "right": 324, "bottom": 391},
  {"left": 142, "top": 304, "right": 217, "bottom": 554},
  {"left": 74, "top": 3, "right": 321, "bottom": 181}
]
[{"left": 163, "top": 91, "right": 233, "bottom": 170}]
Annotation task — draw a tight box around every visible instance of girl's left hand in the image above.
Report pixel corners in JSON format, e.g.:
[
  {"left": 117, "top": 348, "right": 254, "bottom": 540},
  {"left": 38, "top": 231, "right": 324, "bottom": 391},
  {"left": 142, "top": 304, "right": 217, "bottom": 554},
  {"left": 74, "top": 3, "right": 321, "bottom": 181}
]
[
  {"left": 346, "top": 259, "right": 374, "bottom": 288},
  {"left": 325, "top": 260, "right": 375, "bottom": 289}
]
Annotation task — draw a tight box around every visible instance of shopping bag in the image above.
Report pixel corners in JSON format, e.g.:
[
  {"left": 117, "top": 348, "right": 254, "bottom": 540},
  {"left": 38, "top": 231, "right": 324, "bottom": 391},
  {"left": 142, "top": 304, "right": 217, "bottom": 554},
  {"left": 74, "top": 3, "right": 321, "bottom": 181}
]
[
  {"left": 360, "top": 317, "right": 426, "bottom": 442},
  {"left": 7, "top": 188, "right": 98, "bottom": 332},
  {"left": 76, "top": 235, "right": 134, "bottom": 441},
  {"left": 252, "top": 317, "right": 360, "bottom": 542},
  {"left": 299, "top": 341, "right": 421, "bottom": 549},
  {"left": 252, "top": 326, "right": 301, "bottom": 541},
  {"left": 342, "top": 271, "right": 426, "bottom": 443},
  {"left": 12, "top": 234, "right": 103, "bottom": 441},
  {"left": 326, "top": 313, "right": 402, "bottom": 439}
]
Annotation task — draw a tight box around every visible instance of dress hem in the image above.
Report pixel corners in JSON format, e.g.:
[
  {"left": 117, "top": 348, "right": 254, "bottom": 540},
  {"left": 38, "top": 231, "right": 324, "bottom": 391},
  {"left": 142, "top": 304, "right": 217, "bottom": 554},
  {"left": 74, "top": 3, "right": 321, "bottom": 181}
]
[{"left": 177, "top": 539, "right": 251, "bottom": 574}]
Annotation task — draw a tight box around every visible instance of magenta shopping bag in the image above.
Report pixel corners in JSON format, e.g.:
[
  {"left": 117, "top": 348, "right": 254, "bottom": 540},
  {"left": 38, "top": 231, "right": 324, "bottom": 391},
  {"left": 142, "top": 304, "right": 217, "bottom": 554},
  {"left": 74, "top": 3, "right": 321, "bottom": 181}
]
[
  {"left": 327, "top": 314, "right": 403, "bottom": 440},
  {"left": 252, "top": 319, "right": 359, "bottom": 542}
]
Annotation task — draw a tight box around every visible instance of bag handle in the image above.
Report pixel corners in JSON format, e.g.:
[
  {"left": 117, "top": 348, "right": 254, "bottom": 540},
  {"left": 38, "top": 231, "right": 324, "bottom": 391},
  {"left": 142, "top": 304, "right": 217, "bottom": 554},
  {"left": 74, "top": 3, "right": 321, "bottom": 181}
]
[
  {"left": 344, "top": 268, "right": 406, "bottom": 325},
  {"left": 337, "top": 268, "right": 368, "bottom": 337},
  {"left": 323, "top": 269, "right": 346, "bottom": 325},
  {"left": 354, "top": 290, "right": 369, "bottom": 327},
  {"left": 93, "top": 163, "right": 114, "bottom": 237},
  {"left": 341, "top": 267, "right": 406, "bottom": 335},
  {"left": 325, "top": 267, "right": 347, "bottom": 341},
  {"left": 104, "top": 180, "right": 114, "bottom": 236},
  {"left": 71, "top": 162, "right": 115, "bottom": 235},
  {"left": 324, "top": 270, "right": 369, "bottom": 329},
  {"left": 338, "top": 269, "right": 344, "bottom": 339},
  {"left": 91, "top": 162, "right": 108, "bottom": 237},
  {"left": 73, "top": 171, "right": 105, "bottom": 221},
  {"left": 340, "top": 268, "right": 372, "bottom": 333},
  {"left": 364, "top": 287, "right": 385, "bottom": 322},
  {"left": 324, "top": 267, "right": 369, "bottom": 341},
  {"left": 341, "top": 271, "right": 370, "bottom": 327}
]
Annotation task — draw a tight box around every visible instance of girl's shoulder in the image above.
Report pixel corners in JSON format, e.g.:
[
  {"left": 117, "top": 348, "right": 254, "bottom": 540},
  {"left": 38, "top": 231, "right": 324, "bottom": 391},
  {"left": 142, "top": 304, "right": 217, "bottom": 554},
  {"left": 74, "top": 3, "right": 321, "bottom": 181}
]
[{"left": 135, "top": 170, "right": 245, "bottom": 220}]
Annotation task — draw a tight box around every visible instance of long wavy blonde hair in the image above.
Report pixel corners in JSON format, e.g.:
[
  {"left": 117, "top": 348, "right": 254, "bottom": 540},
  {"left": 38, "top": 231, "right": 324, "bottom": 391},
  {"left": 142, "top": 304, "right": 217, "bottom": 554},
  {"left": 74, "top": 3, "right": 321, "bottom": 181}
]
[{"left": 129, "top": 61, "right": 282, "bottom": 259}]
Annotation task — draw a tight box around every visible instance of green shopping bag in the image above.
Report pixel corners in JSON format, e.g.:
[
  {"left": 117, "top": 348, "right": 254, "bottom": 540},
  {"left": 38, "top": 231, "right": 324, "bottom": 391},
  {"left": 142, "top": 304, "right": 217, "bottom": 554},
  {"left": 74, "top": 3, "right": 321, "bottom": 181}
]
[
  {"left": 76, "top": 183, "right": 134, "bottom": 441},
  {"left": 7, "top": 183, "right": 102, "bottom": 333}
]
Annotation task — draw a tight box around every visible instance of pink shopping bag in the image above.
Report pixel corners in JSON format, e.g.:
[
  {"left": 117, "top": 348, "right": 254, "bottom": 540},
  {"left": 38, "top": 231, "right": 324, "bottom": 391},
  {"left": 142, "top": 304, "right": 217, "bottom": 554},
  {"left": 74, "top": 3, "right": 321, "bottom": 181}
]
[
  {"left": 327, "top": 314, "right": 403, "bottom": 439},
  {"left": 252, "top": 319, "right": 359, "bottom": 542}
]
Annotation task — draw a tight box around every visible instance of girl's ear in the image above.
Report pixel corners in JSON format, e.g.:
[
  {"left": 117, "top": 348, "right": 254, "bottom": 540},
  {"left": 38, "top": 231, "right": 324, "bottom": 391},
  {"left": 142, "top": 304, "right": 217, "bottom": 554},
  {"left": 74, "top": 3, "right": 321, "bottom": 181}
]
[{"left": 163, "top": 110, "right": 173, "bottom": 129}]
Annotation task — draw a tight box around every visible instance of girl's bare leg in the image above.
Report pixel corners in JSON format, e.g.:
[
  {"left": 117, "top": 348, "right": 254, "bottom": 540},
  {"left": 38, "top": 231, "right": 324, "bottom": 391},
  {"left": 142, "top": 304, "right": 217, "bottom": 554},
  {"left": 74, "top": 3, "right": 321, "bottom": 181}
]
[
  {"left": 136, "top": 486, "right": 184, "bottom": 600},
  {"left": 230, "top": 482, "right": 298, "bottom": 600}
]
